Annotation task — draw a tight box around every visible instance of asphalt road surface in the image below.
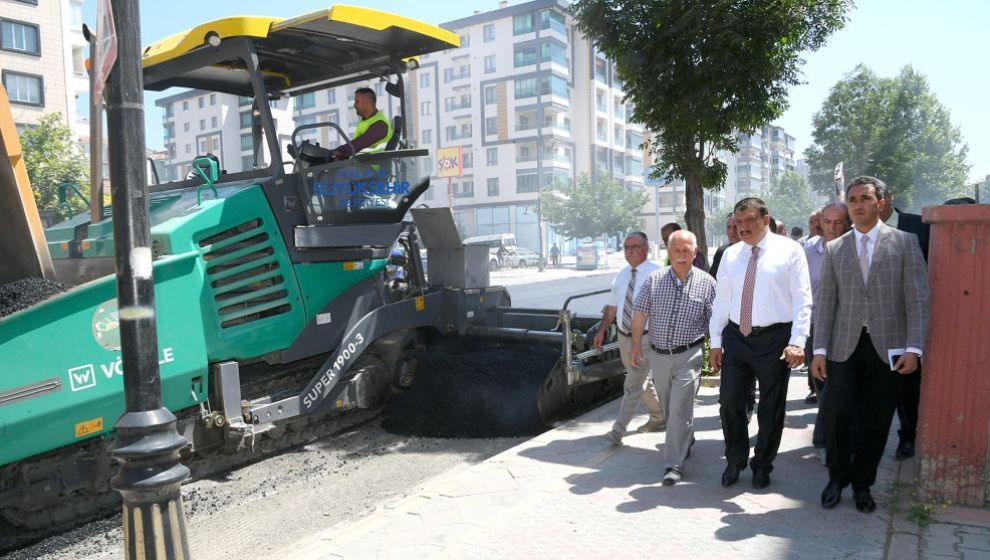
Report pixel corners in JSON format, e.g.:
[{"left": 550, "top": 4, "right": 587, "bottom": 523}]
[{"left": 502, "top": 271, "right": 614, "bottom": 317}]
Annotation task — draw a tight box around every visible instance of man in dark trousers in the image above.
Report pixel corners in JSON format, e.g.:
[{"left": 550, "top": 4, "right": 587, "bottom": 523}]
[
  {"left": 710, "top": 197, "right": 812, "bottom": 490},
  {"left": 880, "top": 188, "right": 930, "bottom": 461},
  {"left": 813, "top": 176, "right": 928, "bottom": 513}
]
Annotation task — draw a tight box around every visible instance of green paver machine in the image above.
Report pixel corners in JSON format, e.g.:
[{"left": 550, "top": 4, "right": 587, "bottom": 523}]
[{"left": 0, "top": 5, "right": 625, "bottom": 532}]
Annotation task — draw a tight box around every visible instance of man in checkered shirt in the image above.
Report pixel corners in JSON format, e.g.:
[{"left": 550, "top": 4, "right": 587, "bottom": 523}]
[{"left": 629, "top": 230, "right": 716, "bottom": 486}]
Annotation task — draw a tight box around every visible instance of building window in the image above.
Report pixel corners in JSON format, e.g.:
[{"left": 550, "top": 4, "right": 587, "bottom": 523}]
[
  {"left": 199, "top": 119, "right": 206, "bottom": 131},
  {"left": 374, "top": 82, "right": 384, "bottom": 97},
  {"left": 539, "top": 9, "right": 566, "bottom": 33},
  {"left": 487, "top": 178, "right": 499, "bottom": 196},
  {"left": 517, "top": 173, "right": 539, "bottom": 193},
  {"left": 484, "top": 24, "right": 495, "bottom": 42},
  {"left": 238, "top": 96, "right": 252, "bottom": 107},
  {"left": 240, "top": 133, "right": 253, "bottom": 151},
  {"left": 484, "top": 55, "right": 496, "bottom": 74},
  {"left": 421, "top": 100, "right": 431, "bottom": 116},
  {"left": 1, "top": 19, "right": 40, "bottom": 55},
  {"left": 211, "top": 116, "right": 218, "bottom": 128},
  {"left": 463, "top": 152, "right": 473, "bottom": 169},
  {"left": 422, "top": 129, "right": 432, "bottom": 144},
  {"left": 185, "top": 144, "right": 192, "bottom": 154},
  {"left": 240, "top": 111, "right": 252, "bottom": 129},
  {"left": 163, "top": 123, "right": 175, "bottom": 139},
  {"left": 445, "top": 126, "right": 456, "bottom": 141},
  {"left": 484, "top": 86, "right": 497, "bottom": 105},
  {"left": 486, "top": 117, "right": 497, "bottom": 135},
  {"left": 297, "top": 92, "right": 315, "bottom": 109},
  {"left": 513, "top": 76, "right": 566, "bottom": 99},
  {"left": 183, "top": 122, "right": 190, "bottom": 132},
  {"left": 420, "top": 72, "right": 431, "bottom": 88},
  {"left": 210, "top": 94, "right": 217, "bottom": 106},
  {"left": 2, "top": 71, "right": 43, "bottom": 106},
  {"left": 459, "top": 34, "right": 470, "bottom": 48},
  {"left": 182, "top": 100, "right": 189, "bottom": 110},
  {"left": 241, "top": 156, "right": 255, "bottom": 172},
  {"left": 487, "top": 148, "right": 498, "bottom": 166},
  {"left": 477, "top": 206, "right": 511, "bottom": 235},
  {"left": 198, "top": 97, "right": 205, "bottom": 109},
  {"left": 513, "top": 13, "right": 534, "bottom": 35},
  {"left": 453, "top": 181, "right": 473, "bottom": 198},
  {"left": 327, "top": 89, "right": 336, "bottom": 104}
]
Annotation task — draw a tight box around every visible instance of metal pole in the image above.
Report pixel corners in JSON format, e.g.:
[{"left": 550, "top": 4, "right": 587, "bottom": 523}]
[
  {"left": 105, "top": 1, "right": 190, "bottom": 558},
  {"left": 84, "top": 24, "right": 104, "bottom": 222}
]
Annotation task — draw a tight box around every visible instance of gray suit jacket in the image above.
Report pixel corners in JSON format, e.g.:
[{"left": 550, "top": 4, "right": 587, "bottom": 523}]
[{"left": 813, "top": 222, "right": 928, "bottom": 364}]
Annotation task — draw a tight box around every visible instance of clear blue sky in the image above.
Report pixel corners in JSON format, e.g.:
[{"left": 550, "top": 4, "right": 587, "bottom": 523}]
[{"left": 86, "top": 0, "right": 988, "bottom": 183}]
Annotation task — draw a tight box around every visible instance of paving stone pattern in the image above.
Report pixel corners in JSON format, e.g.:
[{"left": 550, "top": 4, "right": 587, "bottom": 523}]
[{"left": 280, "top": 371, "right": 990, "bottom": 560}]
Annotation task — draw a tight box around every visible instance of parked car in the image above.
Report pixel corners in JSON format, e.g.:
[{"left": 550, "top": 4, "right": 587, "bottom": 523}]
[{"left": 514, "top": 247, "right": 542, "bottom": 268}]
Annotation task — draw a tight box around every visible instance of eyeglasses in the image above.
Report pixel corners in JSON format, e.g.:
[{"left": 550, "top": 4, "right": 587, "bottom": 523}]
[{"left": 623, "top": 244, "right": 645, "bottom": 250}]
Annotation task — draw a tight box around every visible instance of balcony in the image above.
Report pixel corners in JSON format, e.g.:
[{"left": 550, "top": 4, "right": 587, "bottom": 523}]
[{"left": 515, "top": 119, "right": 570, "bottom": 132}]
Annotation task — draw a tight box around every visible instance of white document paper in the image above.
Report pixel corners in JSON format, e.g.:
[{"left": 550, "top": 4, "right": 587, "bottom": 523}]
[{"left": 887, "top": 348, "right": 906, "bottom": 371}]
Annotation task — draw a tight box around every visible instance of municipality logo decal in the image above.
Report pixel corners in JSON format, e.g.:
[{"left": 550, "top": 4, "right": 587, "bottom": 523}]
[{"left": 68, "top": 364, "right": 96, "bottom": 392}]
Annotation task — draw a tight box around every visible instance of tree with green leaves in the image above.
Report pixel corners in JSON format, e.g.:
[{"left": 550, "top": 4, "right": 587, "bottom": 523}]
[
  {"left": 541, "top": 169, "right": 649, "bottom": 241},
  {"left": 761, "top": 171, "right": 815, "bottom": 236},
  {"left": 19, "top": 113, "right": 89, "bottom": 221},
  {"left": 804, "top": 65, "right": 970, "bottom": 209},
  {"left": 572, "top": 0, "right": 849, "bottom": 259}
]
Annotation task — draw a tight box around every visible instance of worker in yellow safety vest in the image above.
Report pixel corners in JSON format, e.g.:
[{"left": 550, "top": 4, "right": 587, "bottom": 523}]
[{"left": 332, "top": 87, "right": 393, "bottom": 160}]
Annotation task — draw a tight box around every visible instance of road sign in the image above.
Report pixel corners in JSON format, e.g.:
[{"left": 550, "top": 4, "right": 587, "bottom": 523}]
[
  {"left": 436, "top": 147, "right": 463, "bottom": 178},
  {"left": 93, "top": 0, "right": 118, "bottom": 102}
]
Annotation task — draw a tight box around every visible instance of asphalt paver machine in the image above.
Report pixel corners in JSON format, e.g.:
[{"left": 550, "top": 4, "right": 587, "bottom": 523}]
[{"left": 0, "top": 6, "right": 625, "bottom": 532}]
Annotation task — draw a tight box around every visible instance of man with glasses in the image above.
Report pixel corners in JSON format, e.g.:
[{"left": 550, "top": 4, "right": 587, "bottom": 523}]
[{"left": 593, "top": 232, "right": 665, "bottom": 444}]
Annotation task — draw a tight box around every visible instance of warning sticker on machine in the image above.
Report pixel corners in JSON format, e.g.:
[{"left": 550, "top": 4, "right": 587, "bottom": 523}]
[
  {"left": 75, "top": 417, "right": 103, "bottom": 438},
  {"left": 343, "top": 262, "right": 365, "bottom": 271}
]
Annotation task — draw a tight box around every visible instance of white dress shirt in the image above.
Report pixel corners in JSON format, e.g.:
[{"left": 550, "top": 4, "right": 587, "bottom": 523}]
[
  {"left": 854, "top": 220, "right": 881, "bottom": 268},
  {"left": 813, "top": 220, "right": 922, "bottom": 357},
  {"left": 710, "top": 231, "right": 813, "bottom": 348},
  {"left": 609, "top": 259, "right": 660, "bottom": 332}
]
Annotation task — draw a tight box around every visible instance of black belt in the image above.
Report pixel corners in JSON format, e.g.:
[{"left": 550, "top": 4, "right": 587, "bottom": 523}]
[
  {"left": 729, "top": 320, "right": 791, "bottom": 336},
  {"left": 618, "top": 330, "right": 648, "bottom": 337},
  {"left": 650, "top": 338, "right": 705, "bottom": 355}
]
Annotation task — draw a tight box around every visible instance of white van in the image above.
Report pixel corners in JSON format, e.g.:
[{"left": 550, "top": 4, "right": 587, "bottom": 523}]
[{"left": 463, "top": 233, "right": 518, "bottom": 270}]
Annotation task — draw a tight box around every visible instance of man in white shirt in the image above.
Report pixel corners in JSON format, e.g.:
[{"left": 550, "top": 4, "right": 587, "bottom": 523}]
[
  {"left": 593, "top": 232, "right": 665, "bottom": 445},
  {"left": 812, "top": 176, "right": 928, "bottom": 514},
  {"left": 710, "top": 197, "right": 813, "bottom": 489},
  {"left": 804, "top": 202, "right": 851, "bottom": 462}
]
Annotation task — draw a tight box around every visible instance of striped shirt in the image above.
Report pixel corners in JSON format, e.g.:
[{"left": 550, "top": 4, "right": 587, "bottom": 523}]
[{"left": 633, "top": 266, "right": 716, "bottom": 349}]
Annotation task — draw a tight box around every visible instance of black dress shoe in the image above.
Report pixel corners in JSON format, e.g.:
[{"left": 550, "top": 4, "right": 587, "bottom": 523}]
[
  {"left": 895, "top": 440, "right": 916, "bottom": 461},
  {"left": 804, "top": 391, "right": 818, "bottom": 404},
  {"left": 752, "top": 469, "right": 770, "bottom": 489},
  {"left": 722, "top": 464, "right": 741, "bottom": 487},
  {"left": 854, "top": 488, "right": 876, "bottom": 513},
  {"left": 821, "top": 481, "right": 844, "bottom": 509}
]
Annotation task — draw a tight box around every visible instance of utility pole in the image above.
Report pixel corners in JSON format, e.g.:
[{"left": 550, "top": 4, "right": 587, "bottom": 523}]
[{"left": 104, "top": 1, "right": 191, "bottom": 558}]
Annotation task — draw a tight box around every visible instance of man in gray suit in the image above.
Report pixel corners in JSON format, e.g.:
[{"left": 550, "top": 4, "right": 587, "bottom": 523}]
[{"left": 812, "top": 176, "right": 929, "bottom": 514}]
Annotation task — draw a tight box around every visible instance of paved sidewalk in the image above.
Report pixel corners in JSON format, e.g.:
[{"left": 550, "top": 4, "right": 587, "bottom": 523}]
[{"left": 278, "top": 371, "right": 990, "bottom": 560}]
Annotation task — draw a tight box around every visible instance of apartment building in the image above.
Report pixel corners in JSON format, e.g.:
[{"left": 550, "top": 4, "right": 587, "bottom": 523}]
[
  {"left": 1, "top": 0, "right": 87, "bottom": 134},
  {"left": 406, "top": 0, "right": 648, "bottom": 252},
  {"left": 734, "top": 124, "right": 797, "bottom": 197},
  {"left": 155, "top": 91, "right": 295, "bottom": 182}
]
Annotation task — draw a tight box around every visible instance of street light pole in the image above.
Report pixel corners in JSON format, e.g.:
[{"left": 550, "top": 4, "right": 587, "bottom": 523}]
[{"left": 105, "top": 1, "right": 190, "bottom": 558}]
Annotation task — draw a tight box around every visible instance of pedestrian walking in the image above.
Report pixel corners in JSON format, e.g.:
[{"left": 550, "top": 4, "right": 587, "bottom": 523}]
[
  {"left": 804, "top": 202, "right": 852, "bottom": 464},
  {"left": 629, "top": 230, "right": 715, "bottom": 486},
  {"left": 550, "top": 243, "right": 561, "bottom": 268},
  {"left": 593, "top": 232, "right": 666, "bottom": 444},
  {"left": 813, "top": 176, "right": 928, "bottom": 513},
  {"left": 710, "top": 197, "right": 813, "bottom": 489}
]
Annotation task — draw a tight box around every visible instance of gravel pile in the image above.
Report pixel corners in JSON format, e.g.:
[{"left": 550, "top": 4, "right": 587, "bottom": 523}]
[
  {"left": 0, "top": 278, "right": 73, "bottom": 319},
  {"left": 382, "top": 340, "right": 558, "bottom": 438}
]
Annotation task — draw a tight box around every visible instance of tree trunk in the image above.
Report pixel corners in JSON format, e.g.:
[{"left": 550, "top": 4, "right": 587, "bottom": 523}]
[{"left": 684, "top": 173, "right": 708, "bottom": 262}]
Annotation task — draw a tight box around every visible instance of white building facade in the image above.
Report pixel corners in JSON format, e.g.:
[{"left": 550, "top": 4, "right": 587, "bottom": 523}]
[{"left": 1, "top": 0, "right": 87, "bottom": 135}]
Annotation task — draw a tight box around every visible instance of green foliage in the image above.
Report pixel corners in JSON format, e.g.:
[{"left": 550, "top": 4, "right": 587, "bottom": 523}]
[
  {"left": 761, "top": 171, "right": 816, "bottom": 234},
  {"left": 18, "top": 113, "right": 89, "bottom": 221},
  {"left": 804, "top": 65, "right": 970, "bottom": 209},
  {"left": 540, "top": 169, "right": 649, "bottom": 240},
  {"left": 572, "top": 0, "right": 850, "bottom": 256}
]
